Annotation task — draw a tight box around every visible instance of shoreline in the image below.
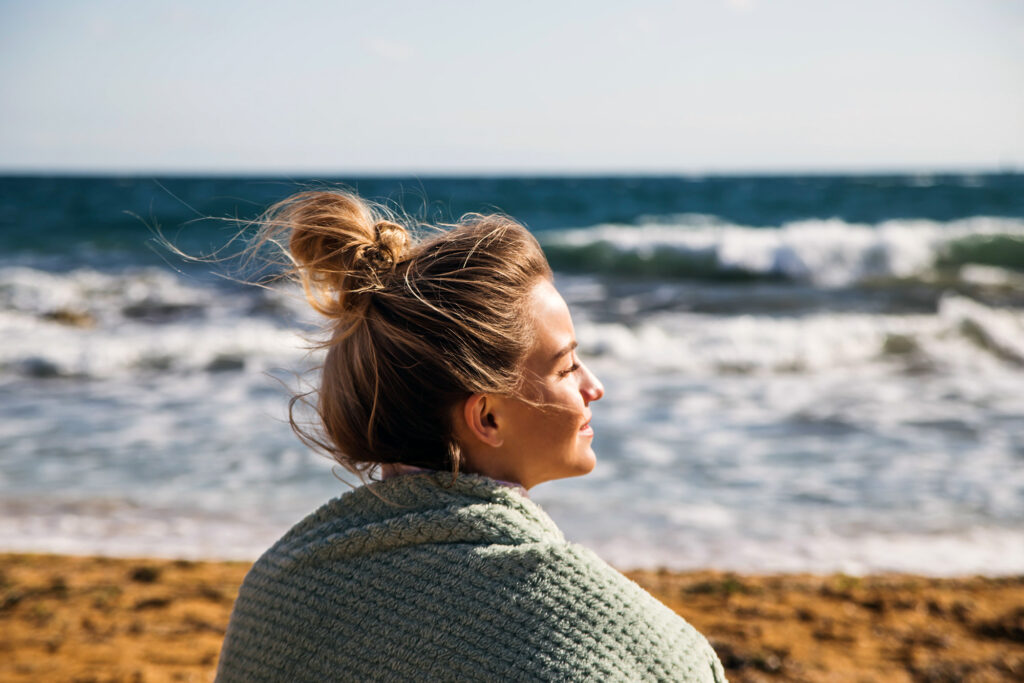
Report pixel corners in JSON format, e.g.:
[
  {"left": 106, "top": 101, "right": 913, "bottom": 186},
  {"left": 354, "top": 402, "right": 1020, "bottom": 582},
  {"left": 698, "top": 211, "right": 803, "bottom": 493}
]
[{"left": 2, "top": 553, "right": 1022, "bottom": 682}]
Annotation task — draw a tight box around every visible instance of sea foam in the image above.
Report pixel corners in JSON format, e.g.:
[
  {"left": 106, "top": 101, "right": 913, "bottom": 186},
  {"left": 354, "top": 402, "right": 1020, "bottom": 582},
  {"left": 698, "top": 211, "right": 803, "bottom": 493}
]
[{"left": 541, "top": 216, "right": 1024, "bottom": 286}]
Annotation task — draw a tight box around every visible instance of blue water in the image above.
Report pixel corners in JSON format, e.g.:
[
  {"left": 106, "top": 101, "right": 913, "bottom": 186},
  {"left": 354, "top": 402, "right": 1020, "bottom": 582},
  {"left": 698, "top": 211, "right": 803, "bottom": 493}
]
[
  {"left": 4, "top": 173, "right": 1023, "bottom": 258},
  {"left": 3, "top": 173, "right": 1024, "bottom": 574}
]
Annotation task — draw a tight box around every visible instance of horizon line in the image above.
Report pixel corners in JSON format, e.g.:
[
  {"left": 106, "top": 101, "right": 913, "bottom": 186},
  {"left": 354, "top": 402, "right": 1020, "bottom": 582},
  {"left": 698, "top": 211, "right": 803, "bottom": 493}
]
[{"left": 0, "top": 163, "right": 1020, "bottom": 179}]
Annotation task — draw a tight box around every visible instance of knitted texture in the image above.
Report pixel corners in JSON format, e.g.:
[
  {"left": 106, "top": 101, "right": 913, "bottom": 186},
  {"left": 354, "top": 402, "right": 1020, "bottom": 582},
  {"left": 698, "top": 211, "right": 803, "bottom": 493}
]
[{"left": 216, "top": 472, "right": 727, "bottom": 682}]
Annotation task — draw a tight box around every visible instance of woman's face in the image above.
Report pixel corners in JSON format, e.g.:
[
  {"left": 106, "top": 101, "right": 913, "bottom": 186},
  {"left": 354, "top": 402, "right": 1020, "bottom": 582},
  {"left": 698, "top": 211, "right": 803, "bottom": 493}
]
[{"left": 497, "top": 279, "right": 605, "bottom": 489}]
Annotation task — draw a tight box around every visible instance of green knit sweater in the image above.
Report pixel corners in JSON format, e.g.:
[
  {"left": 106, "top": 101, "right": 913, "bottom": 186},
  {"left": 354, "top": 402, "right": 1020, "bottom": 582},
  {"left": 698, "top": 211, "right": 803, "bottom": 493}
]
[{"left": 216, "top": 472, "right": 727, "bottom": 682}]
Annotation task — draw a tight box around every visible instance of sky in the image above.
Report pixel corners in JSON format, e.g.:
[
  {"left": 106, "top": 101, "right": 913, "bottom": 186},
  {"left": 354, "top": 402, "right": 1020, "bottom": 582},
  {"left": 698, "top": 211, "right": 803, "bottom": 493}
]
[{"left": 0, "top": 0, "right": 1021, "bottom": 175}]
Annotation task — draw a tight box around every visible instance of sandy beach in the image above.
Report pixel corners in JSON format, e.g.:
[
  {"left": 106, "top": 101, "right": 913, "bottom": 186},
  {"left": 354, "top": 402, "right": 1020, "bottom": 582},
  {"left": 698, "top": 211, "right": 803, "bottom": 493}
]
[{"left": 2, "top": 553, "right": 1022, "bottom": 682}]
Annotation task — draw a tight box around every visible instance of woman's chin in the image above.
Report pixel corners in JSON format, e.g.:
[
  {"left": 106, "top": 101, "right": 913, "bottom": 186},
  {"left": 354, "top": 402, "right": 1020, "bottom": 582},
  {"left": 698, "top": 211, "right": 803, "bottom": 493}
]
[{"left": 572, "top": 449, "right": 597, "bottom": 477}]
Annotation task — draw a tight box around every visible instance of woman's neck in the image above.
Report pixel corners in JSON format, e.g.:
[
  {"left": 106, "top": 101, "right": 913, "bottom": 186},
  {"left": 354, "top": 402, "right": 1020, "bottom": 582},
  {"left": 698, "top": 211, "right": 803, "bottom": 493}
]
[{"left": 377, "top": 463, "right": 528, "bottom": 495}]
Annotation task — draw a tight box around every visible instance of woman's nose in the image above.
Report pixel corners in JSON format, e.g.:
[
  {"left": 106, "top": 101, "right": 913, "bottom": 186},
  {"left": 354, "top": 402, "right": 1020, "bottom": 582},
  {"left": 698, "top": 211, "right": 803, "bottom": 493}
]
[{"left": 580, "top": 362, "right": 604, "bottom": 404}]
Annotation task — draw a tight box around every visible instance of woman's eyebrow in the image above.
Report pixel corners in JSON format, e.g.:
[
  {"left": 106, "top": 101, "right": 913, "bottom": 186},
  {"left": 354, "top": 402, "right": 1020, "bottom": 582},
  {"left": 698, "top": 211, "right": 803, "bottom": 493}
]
[{"left": 551, "top": 340, "right": 578, "bottom": 361}]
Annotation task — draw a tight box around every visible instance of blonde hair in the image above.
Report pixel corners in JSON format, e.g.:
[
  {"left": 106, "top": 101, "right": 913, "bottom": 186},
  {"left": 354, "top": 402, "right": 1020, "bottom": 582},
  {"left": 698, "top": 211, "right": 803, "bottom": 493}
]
[{"left": 251, "top": 189, "right": 553, "bottom": 476}]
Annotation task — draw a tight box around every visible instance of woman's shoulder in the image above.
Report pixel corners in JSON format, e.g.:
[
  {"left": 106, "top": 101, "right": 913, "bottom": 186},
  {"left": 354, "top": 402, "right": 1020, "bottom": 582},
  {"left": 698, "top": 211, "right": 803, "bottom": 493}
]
[
  {"left": 221, "top": 476, "right": 726, "bottom": 682},
  {"left": 463, "top": 540, "right": 727, "bottom": 681},
  {"left": 254, "top": 472, "right": 563, "bottom": 567}
]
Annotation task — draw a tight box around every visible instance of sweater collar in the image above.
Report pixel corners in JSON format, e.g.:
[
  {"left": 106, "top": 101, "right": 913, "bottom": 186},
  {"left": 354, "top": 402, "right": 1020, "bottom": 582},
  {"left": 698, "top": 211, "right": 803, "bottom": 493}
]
[
  {"left": 272, "top": 471, "right": 563, "bottom": 566},
  {"left": 378, "top": 463, "right": 528, "bottom": 496}
]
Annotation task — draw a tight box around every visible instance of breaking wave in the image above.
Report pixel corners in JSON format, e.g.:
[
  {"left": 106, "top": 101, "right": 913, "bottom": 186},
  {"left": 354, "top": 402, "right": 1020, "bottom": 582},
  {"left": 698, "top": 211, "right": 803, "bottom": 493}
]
[{"left": 540, "top": 216, "right": 1024, "bottom": 286}]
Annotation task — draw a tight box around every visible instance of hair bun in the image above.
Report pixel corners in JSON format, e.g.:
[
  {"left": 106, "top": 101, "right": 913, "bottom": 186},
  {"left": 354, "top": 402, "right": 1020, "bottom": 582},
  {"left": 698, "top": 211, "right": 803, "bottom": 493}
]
[
  {"left": 259, "top": 190, "right": 412, "bottom": 320},
  {"left": 361, "top": 220, "right": 408, "bottom": 277}
]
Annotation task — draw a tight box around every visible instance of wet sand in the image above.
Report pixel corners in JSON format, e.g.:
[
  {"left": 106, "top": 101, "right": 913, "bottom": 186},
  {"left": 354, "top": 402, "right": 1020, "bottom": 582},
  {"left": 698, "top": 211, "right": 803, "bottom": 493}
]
[{"left": 2, "top": 553, "right": 1022, "bottom": 682}]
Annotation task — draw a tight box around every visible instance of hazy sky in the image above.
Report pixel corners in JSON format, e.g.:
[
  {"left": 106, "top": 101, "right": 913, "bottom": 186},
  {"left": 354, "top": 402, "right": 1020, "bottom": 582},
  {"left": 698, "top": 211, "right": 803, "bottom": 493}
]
[{"left": 1, "top": 0, "right": 1021, "bottom": 174}]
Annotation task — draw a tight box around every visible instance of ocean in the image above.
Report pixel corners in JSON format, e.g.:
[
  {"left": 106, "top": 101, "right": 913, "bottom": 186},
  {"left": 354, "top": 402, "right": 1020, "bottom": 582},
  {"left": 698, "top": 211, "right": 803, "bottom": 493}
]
[{"left": 2, "top": 173, "right": 1023, "bottom": 575}]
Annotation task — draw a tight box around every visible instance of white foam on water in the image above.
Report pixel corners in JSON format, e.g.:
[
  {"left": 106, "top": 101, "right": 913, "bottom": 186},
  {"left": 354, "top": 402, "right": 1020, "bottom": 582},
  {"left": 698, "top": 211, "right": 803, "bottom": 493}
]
[
  {"left": 938, "top": 293, "right": 1024, "bottom": 364},
  {"left": 0, "top": 265, "right": 321, "bottom": 379},
  {"left": 4, "top": 263, "right": 1024, "bottom": 574},
  {"left": 3, "top": 495, "right": 1022, "bottom": 576},
  {"left": 576, "top": 300, "right": 1024, "bottom": 377},
  {"left": 0, "top": 509, "right": 286, "bottom": 562},
  {"left": 1, "top": 312, "right": 309, "bottom": 379},
  {"left": 543, "top": 216, "right": 1024, "bottom": 286},
  {"left": 580, "top": 526, "right": 1024, "bottom": 576},
  {"left": 1, "top": 265, "right": 211, "bottom": 322}
]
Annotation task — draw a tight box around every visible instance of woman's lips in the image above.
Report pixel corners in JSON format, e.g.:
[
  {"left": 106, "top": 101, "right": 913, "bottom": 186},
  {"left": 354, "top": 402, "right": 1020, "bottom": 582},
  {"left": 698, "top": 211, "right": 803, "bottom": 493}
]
[{"left": 579, "top": 419, "right": 593, "bottom": 435}]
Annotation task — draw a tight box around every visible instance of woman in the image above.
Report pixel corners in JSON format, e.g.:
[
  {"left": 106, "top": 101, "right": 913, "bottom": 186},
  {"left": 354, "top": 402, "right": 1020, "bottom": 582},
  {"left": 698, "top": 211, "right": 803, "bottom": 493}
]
[{"left": 216, "top": 190, "right": 726, "bottom": 682}]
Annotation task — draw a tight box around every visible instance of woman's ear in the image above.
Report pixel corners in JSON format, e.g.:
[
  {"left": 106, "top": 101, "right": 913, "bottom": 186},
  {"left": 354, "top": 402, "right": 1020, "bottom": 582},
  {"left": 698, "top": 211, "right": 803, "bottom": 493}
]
[{"left": 461, "top": 393, "right": 504, "bottom": 448}]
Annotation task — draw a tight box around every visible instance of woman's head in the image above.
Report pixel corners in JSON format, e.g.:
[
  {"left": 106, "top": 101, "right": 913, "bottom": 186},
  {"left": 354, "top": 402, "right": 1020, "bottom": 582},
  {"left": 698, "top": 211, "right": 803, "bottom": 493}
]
[
  {"left": 259, "top": 189, "right": 602, "bottom": 487},
  {"left": 452, "top": 277, "right": 604, "bottom": 489}
]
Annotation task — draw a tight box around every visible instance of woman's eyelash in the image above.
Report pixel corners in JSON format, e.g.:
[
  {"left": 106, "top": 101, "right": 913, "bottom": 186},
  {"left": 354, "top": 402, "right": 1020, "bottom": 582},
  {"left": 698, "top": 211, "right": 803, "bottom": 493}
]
[{"left": 559, "top": 362, "right": 581, "bottom": 377}]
